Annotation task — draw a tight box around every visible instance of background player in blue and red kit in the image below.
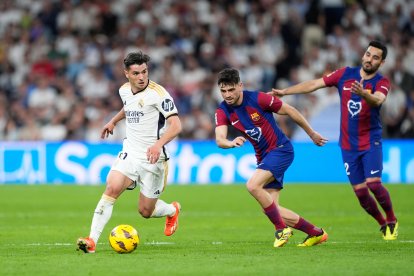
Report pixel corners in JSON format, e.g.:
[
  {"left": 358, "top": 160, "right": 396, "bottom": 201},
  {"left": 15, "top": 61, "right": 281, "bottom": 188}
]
[
  {"left": 215, "top": 68, "right": 329, "bottom": 247},
  {"left": 272, "top": 41, "right": 398, "bottom": 240}
]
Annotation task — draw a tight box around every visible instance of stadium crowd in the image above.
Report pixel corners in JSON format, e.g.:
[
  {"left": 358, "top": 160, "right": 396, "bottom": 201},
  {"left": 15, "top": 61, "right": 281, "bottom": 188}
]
[{"left": 0, "top": 0, "right": 413, "bottom": 142}]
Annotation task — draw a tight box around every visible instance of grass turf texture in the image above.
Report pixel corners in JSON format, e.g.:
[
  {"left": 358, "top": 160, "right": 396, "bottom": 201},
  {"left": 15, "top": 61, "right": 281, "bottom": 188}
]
[{"left": 0, "top": 184, "right": 413, "bottom": 275}]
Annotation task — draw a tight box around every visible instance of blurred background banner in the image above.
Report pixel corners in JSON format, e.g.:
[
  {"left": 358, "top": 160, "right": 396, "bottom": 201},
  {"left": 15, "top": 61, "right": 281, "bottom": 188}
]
[{"left": 1, "top": 140, "right": 413, "bottom": 185}]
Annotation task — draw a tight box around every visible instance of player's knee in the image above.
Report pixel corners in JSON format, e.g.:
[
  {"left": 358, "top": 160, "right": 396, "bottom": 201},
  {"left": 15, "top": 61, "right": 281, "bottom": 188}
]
[
  {"left": 354, "top": 186, "right": 370, "bottom": 199},
  {"left": 367, "top": 180, "right": 382, "bottom": 190},
  {"left": 246, "top": 181, "right": 260, "bottom": 194},
  {"left": 104, "top": 185, "right": 122, "bottom": 198}
]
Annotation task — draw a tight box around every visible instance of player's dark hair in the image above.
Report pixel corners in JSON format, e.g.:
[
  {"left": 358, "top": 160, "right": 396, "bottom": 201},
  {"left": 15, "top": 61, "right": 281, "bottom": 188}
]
[
  {"left": 217, "top": 68, "right": 241, "bottom": 86},
  {"left": 123, "top": 51, "right": 151, "bottom": 69},
  {"left": 368, "top": 41, "right": 387, "bottom": 60}
]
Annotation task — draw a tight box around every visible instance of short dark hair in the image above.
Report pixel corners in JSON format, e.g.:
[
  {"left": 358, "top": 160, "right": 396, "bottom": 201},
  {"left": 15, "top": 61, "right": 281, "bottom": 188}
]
[
  {"left": 123, "top": 51, "right": 151, "bottom": 69},
  {"left": 368, "top": 40, "right": 387, "bottom": 60},
  {"left": 217, "top": 68, "right": 241, "bottom": 86}
]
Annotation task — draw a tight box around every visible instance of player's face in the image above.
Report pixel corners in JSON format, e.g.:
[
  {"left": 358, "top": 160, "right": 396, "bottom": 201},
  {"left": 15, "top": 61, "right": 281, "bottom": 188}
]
[
  {"left": 361, "top": 46, "right": 384, "bottom": 74},
  {"left": 125, "top": 63, "right": 149, "bottom": 92},
  {"left": 219, "top": 82, "right": 243, "bottom": 106}
]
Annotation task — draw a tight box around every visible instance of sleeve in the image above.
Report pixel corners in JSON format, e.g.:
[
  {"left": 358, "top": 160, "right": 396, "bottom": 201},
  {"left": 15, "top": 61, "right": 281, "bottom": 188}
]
[
  {"left": 257, "top": 92, "right": 282, "bottom": 113},
  {"left": 215, "top": 108, "right": 230, "bottom": 126},
  {"left": 323, "top": 67, "right": 347, "bottom": 87},
  {"left": 157, "top": 92, "right": 179, "bottom": 118},
  {"left": 376, "top": 78, "right": 390, "bottom": 96}
]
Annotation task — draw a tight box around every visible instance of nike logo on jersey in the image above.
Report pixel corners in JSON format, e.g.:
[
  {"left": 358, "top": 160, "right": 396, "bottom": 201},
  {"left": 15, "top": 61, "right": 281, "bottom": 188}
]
[
  {"left": 231, "top": 120, "right": 239, "bottom": 125},
  {"left": 343, "top": 87, "right": 351, "bottom": 91},
  {"left": 370, "top": 170, "right": 380, "bottom": 174}
]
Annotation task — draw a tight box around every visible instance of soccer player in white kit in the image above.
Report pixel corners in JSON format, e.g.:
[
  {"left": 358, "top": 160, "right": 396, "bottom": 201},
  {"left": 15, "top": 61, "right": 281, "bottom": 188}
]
[{"left": 77, "top": 51, "right": 182, "bottom": 253}]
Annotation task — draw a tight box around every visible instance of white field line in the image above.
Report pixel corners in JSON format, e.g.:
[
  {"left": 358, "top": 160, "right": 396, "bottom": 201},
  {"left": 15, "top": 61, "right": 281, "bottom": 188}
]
[
  {"left": 13, "top": 241, "right": 177, "bottom": 246},
  {"left": 3, "top": 240, "right": 414, "bottom": 247}
]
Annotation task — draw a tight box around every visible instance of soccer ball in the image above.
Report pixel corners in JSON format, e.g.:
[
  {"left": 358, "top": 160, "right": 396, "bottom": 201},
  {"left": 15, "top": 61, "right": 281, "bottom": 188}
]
[{"left": 109, "top": 224, "right": 139, "bottom": 253}]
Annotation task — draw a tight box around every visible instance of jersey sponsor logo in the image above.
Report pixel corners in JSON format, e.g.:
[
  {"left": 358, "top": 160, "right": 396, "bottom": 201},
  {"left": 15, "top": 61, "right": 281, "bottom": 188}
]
[
  {"left": 162, "top": 99, "right": 175, "bottom": 112},
  {"left": 347, "top": 100, "right": 362, "bottom": 117},
  {"left": 250, "top": 112, "right": 260, "bottom": 121},
  {"left": 245, "top": 127, "right": 262, "bottom": 142},
  {"left": 126, "top": 110, "right": 144, "bottom": 123},
  {"left": 231, "top": 120, "right": 239, "bottom": 125},
  {"left": 370, "top": 169, "right": 380, "bottom": 174}
]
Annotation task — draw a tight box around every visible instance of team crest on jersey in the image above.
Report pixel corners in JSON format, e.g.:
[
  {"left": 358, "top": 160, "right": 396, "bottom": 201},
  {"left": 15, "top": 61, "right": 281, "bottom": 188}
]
[
  {"left": 245, "top": 127, "right": 262, "bottom": 142},
  {"left": 347, "top": 100, "right": 362, "bottom": 117},
  {"left": 138, "top": 99, "right": 144, "bottom": 107},
  {"left": 250, "top": 112, "right": 260, "bottom": 121},
  {"left": 162, "top": 99, "right": 175, "bottom": 112}
]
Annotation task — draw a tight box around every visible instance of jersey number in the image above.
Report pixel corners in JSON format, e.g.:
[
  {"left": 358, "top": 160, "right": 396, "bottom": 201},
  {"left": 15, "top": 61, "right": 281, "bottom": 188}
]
[
  {"left": 344, "top": 162, "right": 350, "bottom": 175},
  {"left": 119, "top": 152, "right": 128, "bottom": 160}
]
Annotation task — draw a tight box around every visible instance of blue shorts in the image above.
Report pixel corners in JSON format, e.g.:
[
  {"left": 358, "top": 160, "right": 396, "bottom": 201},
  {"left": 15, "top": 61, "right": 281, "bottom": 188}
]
[
  {"left": 341, "top": 141, "right": 383, "bottom": 185},
  {"left": 257, "top": 142, "right": 294, "bottom": 190}
]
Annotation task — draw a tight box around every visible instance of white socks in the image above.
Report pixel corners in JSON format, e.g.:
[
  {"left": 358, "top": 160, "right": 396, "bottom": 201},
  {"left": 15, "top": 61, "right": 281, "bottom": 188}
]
[
  {"left": 151, "top": 199, "right": 176, "bottom": 218},
  {"left": 89, "top": 194, "right": 116, "bottom": 244}
]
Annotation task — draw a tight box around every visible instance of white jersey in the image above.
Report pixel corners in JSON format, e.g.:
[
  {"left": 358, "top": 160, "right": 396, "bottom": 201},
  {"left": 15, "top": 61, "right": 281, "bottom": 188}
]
[{"left": 119, "top": 80, "right": 178, "bottom": 160}]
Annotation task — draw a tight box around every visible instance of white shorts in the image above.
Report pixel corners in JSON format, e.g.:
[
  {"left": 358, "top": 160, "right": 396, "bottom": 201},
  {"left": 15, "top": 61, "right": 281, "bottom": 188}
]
[{"left": 111, "top": 151, "right": 168, "bottom": 199}]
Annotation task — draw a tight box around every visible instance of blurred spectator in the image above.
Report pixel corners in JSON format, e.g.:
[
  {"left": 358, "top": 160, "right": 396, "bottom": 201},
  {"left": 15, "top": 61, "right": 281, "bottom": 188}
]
[
  {"left": 382, "top": 86, "right": 407, "bottom": 138},
  {"left": 0, "top": 0, "right": 412, "bottom": 142}
]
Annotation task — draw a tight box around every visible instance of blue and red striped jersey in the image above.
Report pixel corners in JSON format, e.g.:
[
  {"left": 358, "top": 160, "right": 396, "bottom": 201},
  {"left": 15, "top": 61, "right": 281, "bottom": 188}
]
[
  {"left": 323, "top": 66, "right": 390, "bottom": 151},
  {"left": 215, "top": 91, "right": 290, "bottom": 162}
]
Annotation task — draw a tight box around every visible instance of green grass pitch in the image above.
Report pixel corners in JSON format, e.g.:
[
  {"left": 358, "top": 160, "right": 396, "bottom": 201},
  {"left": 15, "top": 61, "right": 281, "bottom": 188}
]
[{"left": 0, "top": 184, "right": 413, "bottom": 275}]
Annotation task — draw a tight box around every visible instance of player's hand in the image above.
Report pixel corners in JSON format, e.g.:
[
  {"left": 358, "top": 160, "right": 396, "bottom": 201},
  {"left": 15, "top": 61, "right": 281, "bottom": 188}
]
[
  {"left": 351, "top": 78, "right": 364, "bottom": 96},
  {"left": 310, "top": 131, "right": 328, "bottom": 146},
  {"left": 147, "top": 145, "right": 161, "bottom": 164},
  {"left": 101, "top": 121, "right": 116, "bottom": 139},
  {"left": 232, "top": 136, "right": 246, "bottom": 148},
  {"left": 269, "top": 88, "right": 286, "bottom": 98}
]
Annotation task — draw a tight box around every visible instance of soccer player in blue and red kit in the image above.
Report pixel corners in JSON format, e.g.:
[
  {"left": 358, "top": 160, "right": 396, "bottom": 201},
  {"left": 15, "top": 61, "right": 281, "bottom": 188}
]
[
  {"left": 215, "top": 68, "right": 329, "bottom": 247},
  {"left": 272, "top": 41, "right": 398, "bottom": 240}
]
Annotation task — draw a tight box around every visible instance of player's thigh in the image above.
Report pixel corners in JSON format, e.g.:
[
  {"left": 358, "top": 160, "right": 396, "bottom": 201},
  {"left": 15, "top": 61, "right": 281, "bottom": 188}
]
[
  {"left": 247, "top": 169, "right": 274, "bottom": 190},
  {"left": 138, "top": 161, "right": 168, "bottom": 199},
  {"left": 361, "top": 143, "right": 383, "bottom": 179},
  {"left": 341, "top": 149, "right": 365, "bottom": 185},
  {"left": 105, "top": 170, "right": 134, "bottom": 198},
  {"left": 259, "top": 144, "right": 294, "bottom": 189},
  {"left": 107, "top": 152, "right": 138, "bottom": 197}
]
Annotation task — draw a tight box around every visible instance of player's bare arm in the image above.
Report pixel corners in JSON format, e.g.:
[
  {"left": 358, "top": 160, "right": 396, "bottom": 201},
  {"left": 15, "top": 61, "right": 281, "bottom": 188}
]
[
  {"left": 351, "top": 79, "right": 386, "bottom": 107},
  {"left": 147, "top": 115, "right": 182, "bottom": 164},
  {"left": 270, "top": 78, "right": 326, "bottom": 97},
  {"left": 101, "top": 108, "right": 126, "bottom": 139},
  {"left": 277, "top": 102, "right": 328, "bottom": 146},
  {"left": 215, "top": 125, "right": 246, "bottom": 148}
]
